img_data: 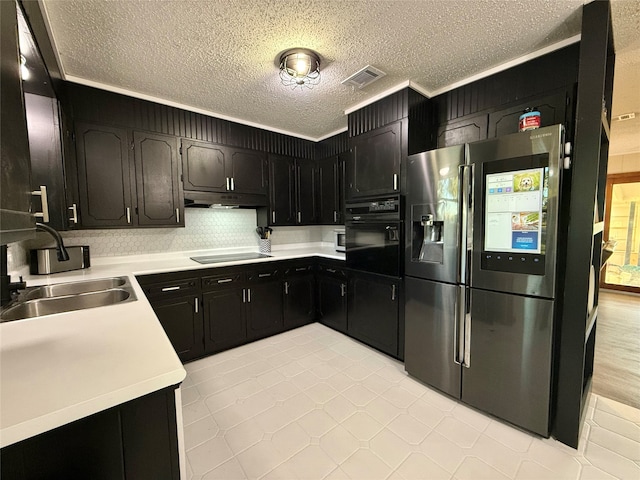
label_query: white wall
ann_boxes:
[608,152,640,174]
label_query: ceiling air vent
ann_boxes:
[342,65,386,89]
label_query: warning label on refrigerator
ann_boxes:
[484,168,544,254]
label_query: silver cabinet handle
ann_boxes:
[333,211,337,223]
[176,208,180,223]
[68,203,78,224]
[217,278,233,284]
[226,177,231,191]
[284,281,289,295]
[258,273,272,278]
[391,284,396,301]
[247,288,251,303]
[31,185,50,222]
[230,177,235,191]
[126,207,131,224]
[243,288,246,303]
[326,268,336,273]
[272,211,276,223]
[295,267,307,272]
[340,283,346,297]
[297,212,301,223]
[393,173,398,191]
[194,297,199,313]
[161,286,181,292]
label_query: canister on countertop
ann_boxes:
[519,107,541,131]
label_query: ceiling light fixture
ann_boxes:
[278,48,321,90]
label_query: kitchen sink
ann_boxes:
[0,277,137,323]
[20,277,127,300]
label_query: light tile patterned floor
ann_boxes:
[181,323,640,480]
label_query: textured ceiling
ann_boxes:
[40,0,638,151]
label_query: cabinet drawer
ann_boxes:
[284,263,314,276]
[247,266,281,282]
[202,272,245,290]
[317,262,347,278]
[141,278,199,299]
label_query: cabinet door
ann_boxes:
[134,131,183,226]
[229,148,267,194]
[76,123,134,228]
[488,90,568,138]
[24,94,67,231]
[317,275,347,333]
[296,160,317,224]
[348,273,399,358]
[284,273,316,329]
[0,0,34,243]
[317,156,341,224]
[150,295,204,363]
[246,281,284,341]
[347,122,401,199]
[202,288,247,354]
[181,139,228,192]
[437,113,488,148]
[268,155,296,225]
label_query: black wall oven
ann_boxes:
[345,196,403,277]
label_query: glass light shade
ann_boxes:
[279,48,320,89]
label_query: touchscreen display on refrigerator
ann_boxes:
[484,167,547,254]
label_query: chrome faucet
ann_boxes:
[36,222,70,261]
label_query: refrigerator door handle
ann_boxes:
[458,163,472,285]
[453,285,466,365]
[463,291,472,368]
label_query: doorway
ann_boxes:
[601,172,640,293]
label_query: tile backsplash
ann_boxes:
[8,209,340,271]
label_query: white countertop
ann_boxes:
[0,243,344,448]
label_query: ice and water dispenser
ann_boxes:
[411,204,445,264]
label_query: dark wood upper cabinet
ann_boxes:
[181,139,227,192]
[1,0,34,244]
[296,160,317,224]
[75,123,134,228]
[317,155,343,225]
[269,155,296,225]
[133,131,183,226]
[347,121,402,199]
[488,90,569,139]
[437,113,488,148]
[228,148,268,195]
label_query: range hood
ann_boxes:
[184,190,268,208]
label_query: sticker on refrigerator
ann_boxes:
[484,168,544,254]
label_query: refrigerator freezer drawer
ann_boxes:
[462,288,554,437]
[405,276,462,399]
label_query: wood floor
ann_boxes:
[591,289,640,409]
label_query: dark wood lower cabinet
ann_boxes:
[203,287,247,354]
[283,266,316,329]
[317,275,347,333]
[246,280,284,341]
[347,272,401,358]
[0,387,180,480]
[152,295,204,362]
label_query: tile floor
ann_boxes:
[180,323,640,480]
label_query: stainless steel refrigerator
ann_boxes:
[404,124,564,437]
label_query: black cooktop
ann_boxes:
[190,252,272,264]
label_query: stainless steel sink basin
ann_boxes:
[20,277,127,300]
[0,277,137,323]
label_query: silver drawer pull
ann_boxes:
[284,281,289,294]
[161,286,181,292]
[217,278,233,284]
[295,267,307,272]
[194,297,199,313]
[326,268,336,273]
[258,273,271,278]
[176,208,180,223]
[126,207,131,224]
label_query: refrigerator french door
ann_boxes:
[404,124,564,436]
